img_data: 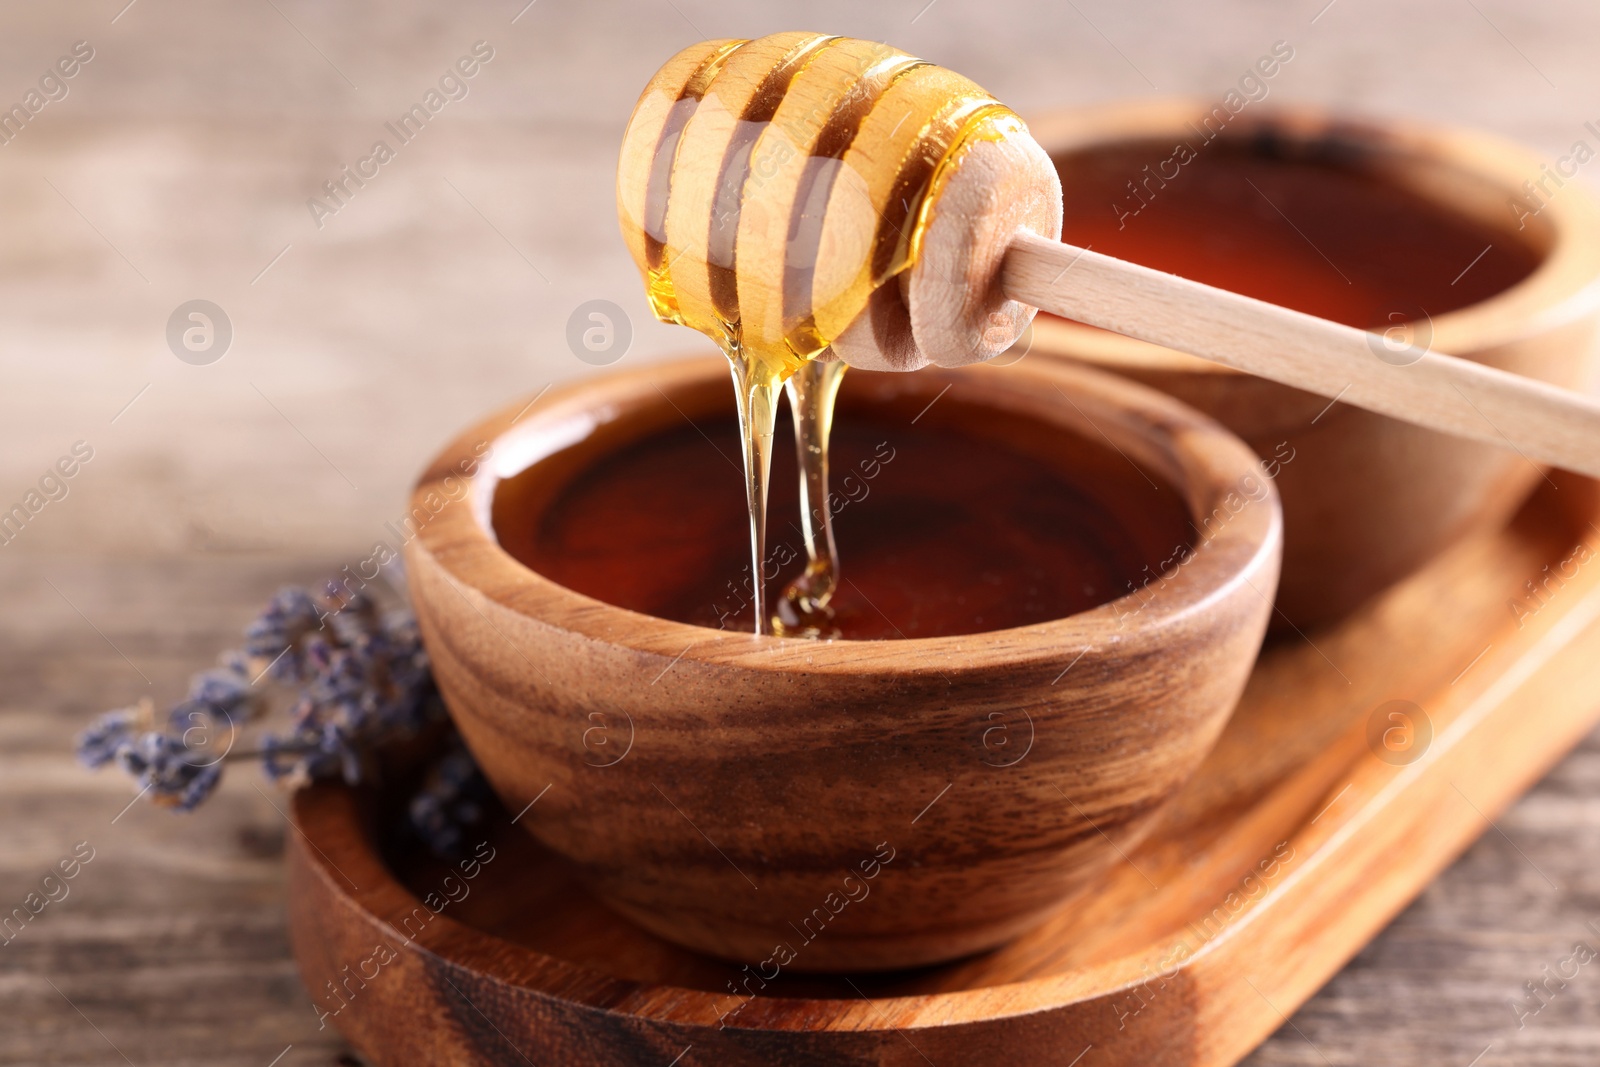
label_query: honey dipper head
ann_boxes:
[616,32,1062,374]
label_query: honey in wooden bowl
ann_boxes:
[1027,101,1600,628]
[409,38,1282,974]
[493,377,1193,639]
[1054,140,1538,330]
[405,354,1281,970]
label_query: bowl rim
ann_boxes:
[407,353,1282,677]
[1023,97,1600,375]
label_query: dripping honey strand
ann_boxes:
[616,34,1034,635]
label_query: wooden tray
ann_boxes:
[288,474,1600,1066]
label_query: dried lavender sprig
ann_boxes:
[75,572,487,856]
[407,735,494,858]
[117,732,225,812]
[77,700,147,770]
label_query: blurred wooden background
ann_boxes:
[3,1,1600,1063]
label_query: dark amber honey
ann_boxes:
[494,380,1193,640]
[1053,140,1540,328]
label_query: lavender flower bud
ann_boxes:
[76,706,141,769]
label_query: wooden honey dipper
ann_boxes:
[619,32,1600,480]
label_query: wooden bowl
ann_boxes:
[404,355,1281,971]
[295,474,1600,1065]
[1026,100,1600,629]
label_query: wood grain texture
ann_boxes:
[8,1,1600,1063]
[294,472,1600,1065]
[0,557,351,1067]
[405,355,1281,970]
[901,133,1061,368]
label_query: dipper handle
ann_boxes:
[997,231,1600,480]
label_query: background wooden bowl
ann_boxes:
[405,355,1281,971]
[1026,100,1600,629]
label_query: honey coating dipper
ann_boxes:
[619,32,1600,480]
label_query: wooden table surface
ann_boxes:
[3,2,1599,1063]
